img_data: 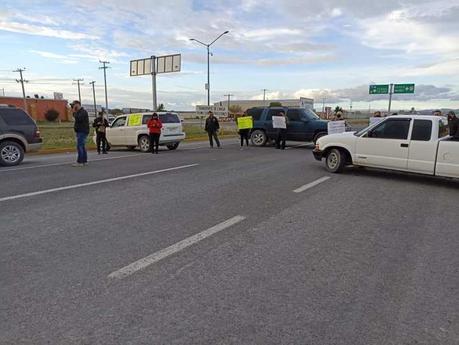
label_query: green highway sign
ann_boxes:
[394,83,415,94]
[369,84,389,94]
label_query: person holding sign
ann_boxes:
[147,113,163,154]
[92,112,109,154]
[237,114,253,149]
[273,111,288,149]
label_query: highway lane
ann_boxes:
[1,140,458,344]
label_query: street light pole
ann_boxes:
[190,31,229,107]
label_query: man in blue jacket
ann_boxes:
[71,100,90,166]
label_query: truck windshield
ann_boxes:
[303,109,320,120]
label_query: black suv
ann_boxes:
[0,105,42,166]
[247,107,329,146]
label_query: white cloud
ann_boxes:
[0,19,98,40]
[30,50,78,64]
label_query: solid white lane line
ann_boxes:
[108,215,246,280]
[0,164,199,202]
[0,153,145,173]
[293,176,331,193]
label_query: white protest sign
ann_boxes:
[272,116,286,129]
[327,120,346,134]
[369,117,384,126]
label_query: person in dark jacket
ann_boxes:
[147,113,163,154]
[92,112,109,154]
[205,111,221,148]
[71,100,89,166]
[447,111,459,140]
[275,111,289,150]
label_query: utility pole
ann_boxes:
[73,78,84,103]
[99,60,110,111]
[388,83,394,113]
[13,68,28,111]
[349,100,353,113]
[89,81,97,118]
[262,89,269,105]
[224,93,234,117]
[1,88,4,97]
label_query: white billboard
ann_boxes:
[130,54,181,76]
[196,105,228,117]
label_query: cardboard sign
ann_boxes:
[327,120,346,134]
[272,116,287,129]
[369,117,384,126]
[128,114,142,126]
[237,116,253,130]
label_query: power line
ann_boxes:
[99,60,110,111]
[72,78,84,103]
[13,68,28,111]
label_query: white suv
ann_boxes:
[97,112,186,152]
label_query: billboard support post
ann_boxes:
[151,56,157,111]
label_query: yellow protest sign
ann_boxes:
[128,114,142,126]
[237,116,253,130]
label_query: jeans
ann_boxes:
[149,133,160,153]
[208,131,221,147]
[276,129,287,149]
[96,132,107,153]
[239,130,250,147]
[76,132,88,163]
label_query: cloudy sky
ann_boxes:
[0,0,458,111]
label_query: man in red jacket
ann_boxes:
[147,113,162,154]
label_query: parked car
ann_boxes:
[0,105,42,166]
[246,107,328,146]
[96,112,185,152]
[313,115,459,178]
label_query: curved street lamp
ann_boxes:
[190,31,229,106]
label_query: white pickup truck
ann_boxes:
[313,115,459,178]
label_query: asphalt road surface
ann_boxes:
[1,139,458,345]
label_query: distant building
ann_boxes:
[122,107,151,114]
[0,96,70,121]
[214,97,314,112]
[82,104,103,118]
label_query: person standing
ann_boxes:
[205,111,221,148]
[71,100,89,167]
[447,111,459,140]
[92,112,109,154]
[275,111,288,150]
[147,113,162,154]
[239,128,250,149]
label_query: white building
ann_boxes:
[214,97,314,112]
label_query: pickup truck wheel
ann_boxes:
[325,148,345,173]
[313,132,327,144]
[0,141,24,167]
[167,143,179,150]
[251,129,267,146]
[138,135,151,153]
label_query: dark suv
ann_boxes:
[0,105,42,166]
[247,107,328,146]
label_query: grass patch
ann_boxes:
[37,122,238,150]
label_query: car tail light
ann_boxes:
[34,129,41,138]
